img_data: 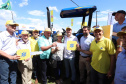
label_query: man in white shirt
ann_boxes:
[17,30,32,84]
[64,27,79,84]
[0,20,20,84]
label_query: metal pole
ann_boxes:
[70,0,79,7]
[96,11,100,26]
[11,11,14,20]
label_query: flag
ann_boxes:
[71,19,73,26]
[81,22,87,26]
[0,0,11,10]
[51,10,53,22]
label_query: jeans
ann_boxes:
[91,67,107,84]
[64,58,76,81]
[40,59,48,84]
[54,61,63,80]
[32,55,40,79]
[0,57,17,84]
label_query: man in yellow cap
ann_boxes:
[0,20,20,84]
[29,29,39,84]
[38,28,57,84]
[17,30,33,84]
[114,30,126,84]
[90,26,116,84]
[64,26,79,84]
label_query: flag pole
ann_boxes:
[10,11,14,21]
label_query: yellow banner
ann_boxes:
[17,49,30,60]
[101,25,113,39]
[51,10,53,22]
[67,41,77,51]
[71,19,73,26]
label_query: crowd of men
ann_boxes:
[0,10,126,84]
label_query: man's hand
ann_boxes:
[10,55,20,60]
[25,58,30,61]
[76,44,81,51]
[112,32,117,36]
[86,57,91,62]
[52,42,57,47]
[117,36,123,45]
[107,70,112,79]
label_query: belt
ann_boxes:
[81,55,90,58]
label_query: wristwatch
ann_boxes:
[117,45,122,48]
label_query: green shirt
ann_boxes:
[38,35,52,59]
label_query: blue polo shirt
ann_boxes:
[113,19,126,40]
[38,35,52,59]
[114,49,126,84]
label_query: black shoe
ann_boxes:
[63,77,69,81]
[71,80,75,84]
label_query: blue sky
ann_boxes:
[0,0,126,32]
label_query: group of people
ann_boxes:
[0,9,126,84]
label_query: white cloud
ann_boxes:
[19,0,28,7]
[28,10,45,16]
[0,0,3,5]
[49,6,58,12]
[0,10,17,31]
[92,10,115,22]
[77,22,82,25]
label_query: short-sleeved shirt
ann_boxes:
[0,31,17,56]
[64,35,79,59]
[114,49,126,84]
[80,35,94,57]
[29,36,39,52]
[90,37,116,74]
[113,19,126,40]
[52,42,64,61]
[38,35,52,59]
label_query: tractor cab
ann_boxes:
[60,5,97,41]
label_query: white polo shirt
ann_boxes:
[17,40,31,54]
[0,31,17,56]
[64,35,79,59]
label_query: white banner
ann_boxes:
[107,12,115,25]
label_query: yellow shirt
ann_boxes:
[90,37,116,74]
[29,36,39,52]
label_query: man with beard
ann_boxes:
[17,30,32,84]
[0,20,20,84]
[77,26,94,84]
[29,29,39,84]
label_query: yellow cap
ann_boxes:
[5,20,19,26]
[33,29,39,32]
[94,26,103,31]
[44,28,51,32]
[66,26,72,30]
[117,30,126,36]
[21,30,29,35]
[57,32,63,36]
